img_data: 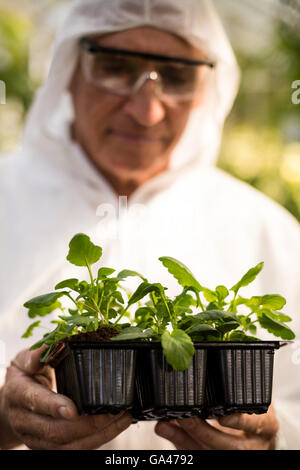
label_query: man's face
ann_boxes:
[70,27,208,194]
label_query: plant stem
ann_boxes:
[114,303,129,325]
[198,294,205,312]
[98,289,104,320]
[85,257,94,287]
[161,293,176,328]
[78,301,106,323]
[65,292,78,308]
[227,292,237,313]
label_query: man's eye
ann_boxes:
[102,65,125,73]
[97,57,136,75]
[161,66,190,84]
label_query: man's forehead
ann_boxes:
[86,27,206,61]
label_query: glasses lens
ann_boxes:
[158,63,211,100]
[82,51,141,94]
[81,49,212,101]
[158,63,197,94]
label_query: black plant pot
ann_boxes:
[132,343,207,421]
[204,341,282,417]
[54,340,285,420]
[55,342,137,415]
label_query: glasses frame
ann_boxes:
[79,37,215,68]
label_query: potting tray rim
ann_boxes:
[66,340,289,350]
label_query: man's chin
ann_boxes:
[106,153,169,173]
[102,160,170,185]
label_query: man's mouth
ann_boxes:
[110,130,163,144]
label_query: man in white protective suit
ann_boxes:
[0,0,300,450]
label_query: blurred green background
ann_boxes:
[0,0,300,220]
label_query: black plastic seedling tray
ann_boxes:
[203,341,284,418]
[132,342,207,421]
[55,342,137,415]
[54,340,286,420]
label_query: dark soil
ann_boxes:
[45,326,120,368]
[68,326,120,343]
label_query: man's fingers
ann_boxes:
[19,412,132,450]
[178,417,249,450]
[218,413,263,433]
[218,406,279,438]
[11,408,129,445]
[155,421,209,450]
[10,347,47,375]
[6,375,78,420]
[62,412,132,450]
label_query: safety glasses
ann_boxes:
[79,37,215,102]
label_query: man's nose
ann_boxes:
[122,81,166,127]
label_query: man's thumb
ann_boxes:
[12,346,46,375]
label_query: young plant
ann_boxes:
[113,257,295,370]
[158,257,295,342]
[112,280,199,371]
[22,234,295,371]
[22,234,148,361]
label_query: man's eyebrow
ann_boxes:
[79,37,215,68]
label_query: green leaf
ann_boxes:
[40,345,54,363]
[97,268,115,280]
[67,233,102,267]
[260,308,292,323]
[247,325,257,335]
[159,257,202,291]
[108,308,118,319]
[202,288,218,302]
[111,327,154,341]
[112,290,124,304]
[59,315,96,329]
[128,282,165,307]
[187,323,219,335]
[22,321,40,338]
[195,309,238,323]
[229,330,260,341]
[27,301,61,319]
[161,329,195,371]
[216,285,229,301]
[55,278,79,291]
[30,326,62,350]
[174,306,193,316]
[135,306,156,320]
[236,296,250,307]
[134,307,156,328]
[250,294,286,310]
[174,291,196,308]
[68,308,79,316]
[206,302,219,310]
[230,262,264,295]
[258,312,295,340]
[77,281,90,295]
[117,269,147,282]
[24,292,66,309]
[216,321,240,335]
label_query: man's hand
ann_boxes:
[0,348,132,450]
[155,406,279,450]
